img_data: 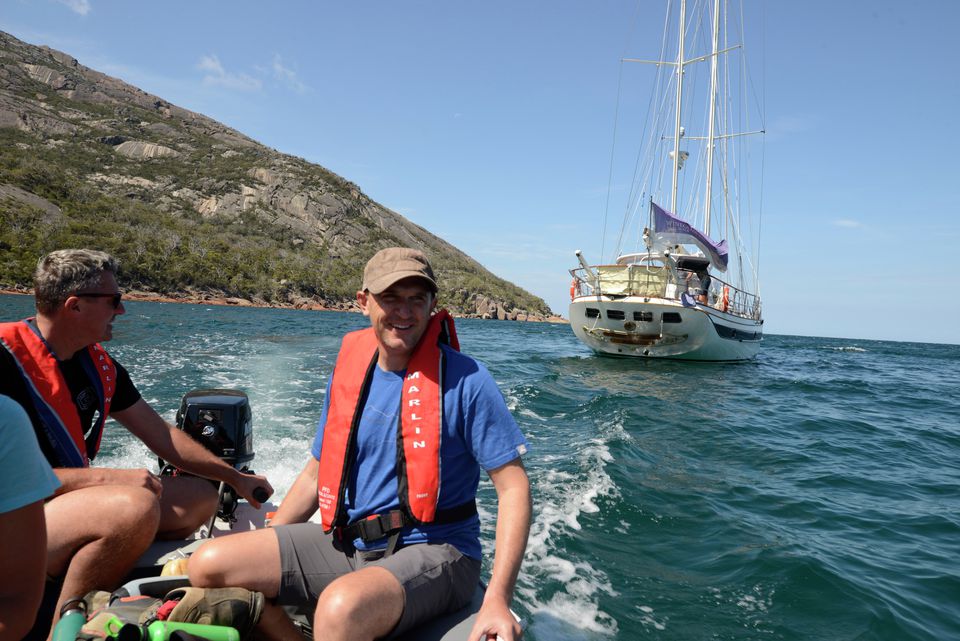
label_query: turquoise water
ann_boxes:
[3,295,958,640]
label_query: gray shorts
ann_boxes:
[274,523,481,637]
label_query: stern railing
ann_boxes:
[570,263,761,321]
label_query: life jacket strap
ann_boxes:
[335,499,478,544]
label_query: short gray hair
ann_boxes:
[34,249,119,315]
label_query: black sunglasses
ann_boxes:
[75,292,123,309]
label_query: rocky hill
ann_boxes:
[0,30,557,321]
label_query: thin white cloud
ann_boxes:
[271,54,307,93]
[197,55,225,75]
[57,0,91,15]
[197,54,262,92]
[832,219,863,229]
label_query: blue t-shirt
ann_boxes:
[0,395,60,513]
[311,344,527,559]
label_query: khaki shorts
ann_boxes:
[274,523,481,637]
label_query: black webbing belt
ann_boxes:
[335,499,477,557]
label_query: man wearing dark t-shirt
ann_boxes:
[0,249,274,637]
[0,346,141,464]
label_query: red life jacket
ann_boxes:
[0,319,116,467]
[317,310,460,532]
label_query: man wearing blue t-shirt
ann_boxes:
[190,247,531,641]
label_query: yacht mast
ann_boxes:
[670,0,687,214]
[703,0,721,235]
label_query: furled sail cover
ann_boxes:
[650,201,729,272]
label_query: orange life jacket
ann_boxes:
[0,319,116,467]
[317,310,460,532]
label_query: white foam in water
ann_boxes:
[637,604,667,631]
[520,436,621,638]
[519,407,545,420]
[734,584,772,613]
[100,435,158,469]
[250,436,312,499]
[529,592,618,637]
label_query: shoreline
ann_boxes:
[0,288,568,324]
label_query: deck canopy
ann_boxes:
[650,202,728,272]
[675,256,711,273]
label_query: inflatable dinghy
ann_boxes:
[113,389,515,640]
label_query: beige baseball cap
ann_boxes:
[362,247,437,294]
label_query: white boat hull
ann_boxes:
[569,295,762,361]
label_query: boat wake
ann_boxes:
[519,432,623,638]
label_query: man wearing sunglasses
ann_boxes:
[0,248,274,638]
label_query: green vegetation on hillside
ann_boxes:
[0,129,360,301]
[0,128,550,314]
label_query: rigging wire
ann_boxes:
[601,62,626,267]
[601,0,646,266]
[619,0,675,259]
[755,0,766,297]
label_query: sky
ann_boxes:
[3,0,959,345]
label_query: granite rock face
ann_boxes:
[0,30,558,321]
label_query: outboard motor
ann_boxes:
[176,389,254,467]
[160,389,257,525]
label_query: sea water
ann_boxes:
[2,294,957,641]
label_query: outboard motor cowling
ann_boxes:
[175,389,254,467]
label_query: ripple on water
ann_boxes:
[3,296,958,641]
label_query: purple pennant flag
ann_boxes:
[651,201,729,272]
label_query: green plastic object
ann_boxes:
[51,598,87,641]
[145,620,240,641]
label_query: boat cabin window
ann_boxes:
[634,311,653,322]
[585,308,600,318]
[662,312,682,323]
[606,310,626,320]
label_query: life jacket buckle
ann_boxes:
[342,510,407,543]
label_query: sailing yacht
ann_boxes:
[570,0,764,361]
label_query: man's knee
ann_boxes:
[314,582,366,626]
[109,486,162,534]
[187,531,282,597]
[313,587,394,640]
[313,569,403,635]
[187,542,227,588]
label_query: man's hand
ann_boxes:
[230,471,274,509]
[113,468,164,496]
[469,595,522,641]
